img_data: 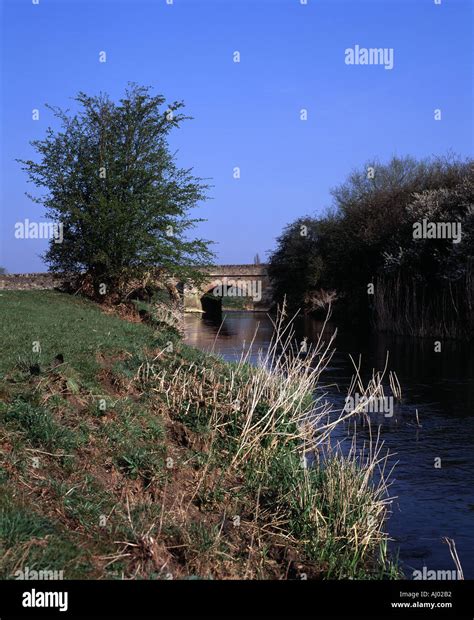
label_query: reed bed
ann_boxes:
[133,303,400,578]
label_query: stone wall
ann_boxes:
[0,273,64,290]
[0,266,274,312]
[183,265,273,312]
[200,264,269,277]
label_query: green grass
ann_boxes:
[221,295,249,310]
[1,398,80,451]
[0,492,92,578]
[0,290,175,578]
[0,290,167,382]
[0,289,400,580]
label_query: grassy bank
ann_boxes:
[0,290,399,579]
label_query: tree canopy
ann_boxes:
[268,155,473,335]
[19,84,214,298]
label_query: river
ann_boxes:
[184,310,474,579]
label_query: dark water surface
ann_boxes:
[184,311,474,579]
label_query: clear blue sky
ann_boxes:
[1,0,472,273]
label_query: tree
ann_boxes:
[325,156,471,308]
[268,155,473,334]
[268,216,327,311]
[18,84,214,298]
[382,173,474,283]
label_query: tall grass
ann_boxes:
[374,272,473,340]
[136,303,399,578]
[0,291,399,579]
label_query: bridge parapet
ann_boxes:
[200,264,268,276]
[184,265,272,312]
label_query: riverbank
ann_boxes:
[0,290,399,579]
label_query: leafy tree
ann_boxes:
[383,173,474,283]
[268,217,326,311]
[268,155,473,332]
[328,155,470,292]
[18,84,214,298]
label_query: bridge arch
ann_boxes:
[183,265,272,313]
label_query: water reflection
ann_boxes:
[184,311,474,578]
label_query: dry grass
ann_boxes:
[150,299,184,334]
[130,303,400,578]
[1,292,400,580]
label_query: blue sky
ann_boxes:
[1,0,472,272]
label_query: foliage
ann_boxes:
[18,84,214,298]
[268,155,473,335]
[268,216,329,311]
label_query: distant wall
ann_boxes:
[0,267,274,312]
[0,273,64,290]
[200,264,268,277]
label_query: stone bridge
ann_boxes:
[183,264,272,312]
[0,265,273,312]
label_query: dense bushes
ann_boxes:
[268,156,473,338]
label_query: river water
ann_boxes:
[184,311,474,579]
